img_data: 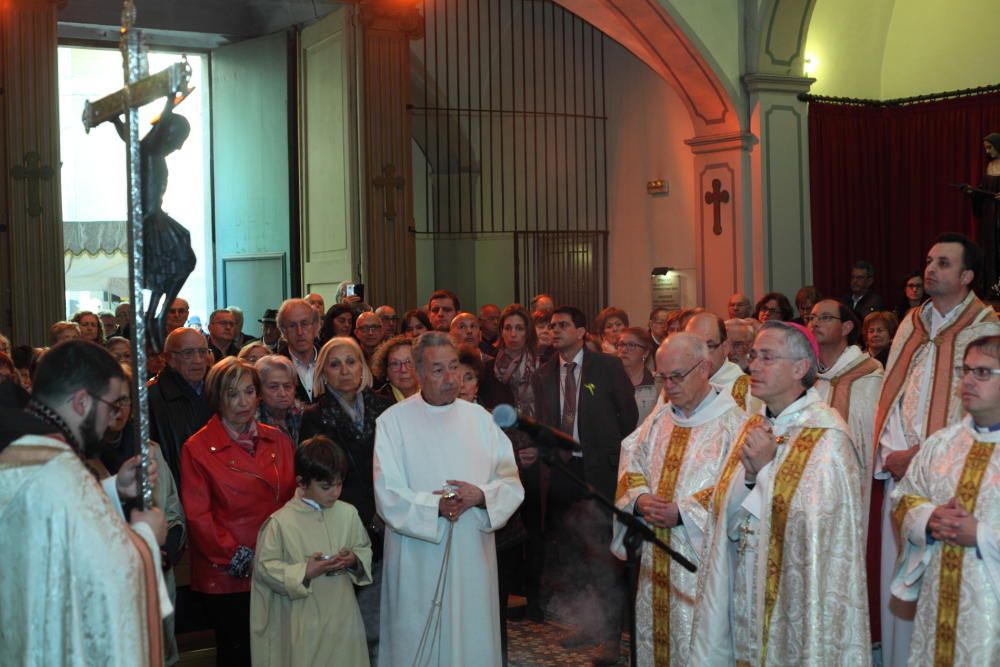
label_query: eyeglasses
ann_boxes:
[954,365,1000,381]
[387,358,414,371]
[357,325,383,333]
[172,347,210,359]
[748,350,803,365]
[905,283,922,290]
[654,360,702,385]
[614,341,645,352]
[802,314,842,324]
[89,393,131,418]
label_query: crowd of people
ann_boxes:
[1,233,998,667]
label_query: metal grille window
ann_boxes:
[411,0,608,314]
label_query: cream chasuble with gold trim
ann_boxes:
[890,418,1000,666]
[612,387,748,666]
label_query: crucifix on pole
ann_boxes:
[81,0,194,510]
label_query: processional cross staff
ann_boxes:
[81,0,194,510]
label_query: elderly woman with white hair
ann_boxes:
[299,336,392,661]
[255,354,304,445]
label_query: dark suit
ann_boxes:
[147,365,212,487]
[277,342,318,404]
[532,347,638,647]
[842,291,885,319]
[533,348,638,501]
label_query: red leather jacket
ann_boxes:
[180,414,296,594]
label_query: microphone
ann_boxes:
[492,404,581,453]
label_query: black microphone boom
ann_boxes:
[492,404,581,454]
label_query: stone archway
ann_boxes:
[552,0,740,137]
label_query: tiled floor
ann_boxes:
[508,617,629,667]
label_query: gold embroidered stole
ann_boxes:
[759,427,827,666]
[872,296,993,461]
[828,356,881,422]
[712,415,764,521]
[652,426,693,666]
[933,441,995,666]
[732,375,751,411]
[892,494,932,535]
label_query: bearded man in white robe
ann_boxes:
[690,321,870,666]
[0,341,169,667]
[891,335,1000,666]
[374,332,524,667]
[612,333,749,665]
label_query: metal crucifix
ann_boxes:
[81,0,194,510]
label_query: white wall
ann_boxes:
[604,38,697,326]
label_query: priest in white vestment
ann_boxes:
[686,312,763,414]
[374,332,524,667]
[0,341,170,667]
[873,235,1000,667]
[807,298,883,510]
[890,335,1000,666]
[689,321,870,666]
[612,333,749,666]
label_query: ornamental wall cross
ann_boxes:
[704,178,730,236]
[10,151,54,218]
[373,163,406,223]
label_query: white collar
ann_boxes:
[818,344,864,378]
[670,385,737,427]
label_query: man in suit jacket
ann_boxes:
[532,305,638,665]
[843,259,886,318]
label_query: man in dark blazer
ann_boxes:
[275,298,320,405]
[532,305,638,665]
[148,327,213,487]
[842,259,885,319]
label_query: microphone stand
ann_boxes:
[531,429,696,667]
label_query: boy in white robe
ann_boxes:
[251,436,373,667]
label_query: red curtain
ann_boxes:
[809,91,1000,309]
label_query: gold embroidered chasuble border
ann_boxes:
[933,441,994,666]
[732,375,751,411]
[651,426,693,666]
[759,427,826,666]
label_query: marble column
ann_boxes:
[358,0,421,310]
[0,0,64,345]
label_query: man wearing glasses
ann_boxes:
[807,299,883,505]
[149,326,213,486]
[0,340,169,667]
[532,305,637,665]
[686,312,762,415]
[872,233,1000,667]
[890,334,1000,666]
[612,333,750,665]
[691,321,870,665]
[206,308,240,362]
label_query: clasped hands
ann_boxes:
[435,480,485,522]
[740,421,779,478]
[305,549,357,580]
[928,497,978,547]
[635,493,679,529]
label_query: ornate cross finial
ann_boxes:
[10,152,54,218]
[373,163,406,223]
[704,178,731,236]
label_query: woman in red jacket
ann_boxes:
[180,356,296,666]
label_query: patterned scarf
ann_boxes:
[222,419,260,457]
[493,348,538,416]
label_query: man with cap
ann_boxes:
[258,308,281,352]
[690,321,870,665]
